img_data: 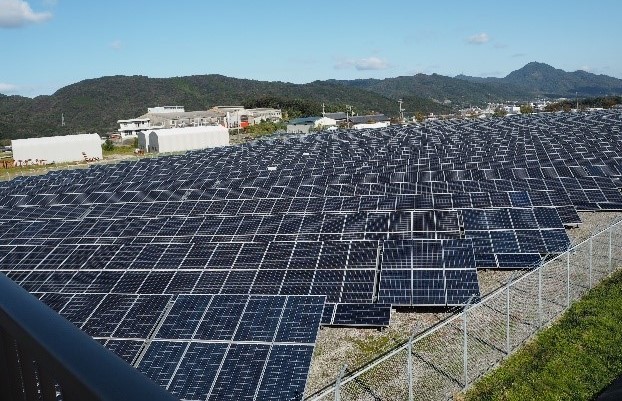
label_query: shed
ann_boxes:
[147,126,229,153]
[11,133,102,164]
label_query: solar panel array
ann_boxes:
[36,292,324,401]
[2,110,622,398]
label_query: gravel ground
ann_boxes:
[305,211,622,398]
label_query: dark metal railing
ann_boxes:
[0,273,178,401]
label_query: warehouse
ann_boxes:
[11,133,102,164]
[147,126,229,153]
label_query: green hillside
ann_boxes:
[0,75,448,140]
[2,62,621,141]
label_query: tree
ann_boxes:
[243,120,286,137]
[102,139,114,151]
[493,107,507,117]
[520,104,534,114]
[414,111,426,122]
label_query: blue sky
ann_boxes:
[1,0,621,97]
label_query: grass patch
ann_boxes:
[465,269,622,401]
[102,145,136,156]
[352,334,396,357]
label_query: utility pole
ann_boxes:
[399,99,405,123]
[322,103,326,116]
[345,104,352,128]
[61,113,65,127]
[576,91,579,111]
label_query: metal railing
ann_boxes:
[308,218,622,400]
[0,273,178,401]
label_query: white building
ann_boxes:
[117,118,154,139]
[147,106,185,114]
[12,133,102,164]
[212,106,282,128]
[119,106,282,138]
[504,105,521,114]
[247,108,283,124]
[286,116,337,134]
[146,126,229,153]
[353,121,390,130]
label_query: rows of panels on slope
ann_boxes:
[1,111,621,399]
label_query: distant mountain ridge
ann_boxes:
[455,62,622,97]
[1,62,621,140]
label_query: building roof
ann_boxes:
[12,133,101,145]
[349,114,390,124]
[141,110,225,119]
[117,118,150,123]
[147,126,227,137]
[324,112,347,120]
[288,116,323,125]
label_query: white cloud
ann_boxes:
[355,57,390,70]
[0,0,52,28]
[0,82,19,93]
[109,39,123,50]
[467,33,490,44]
[335,56,391,71]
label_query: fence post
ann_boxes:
[506,276,512,354]
[408,332,414,401]
[538,265,542,328]
[589,237,593,289]
[567,251,571,307]
[335,364,348,401]
[609,229,613,274]
[463,296,473,389]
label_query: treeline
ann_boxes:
[0,74,457,142]
[544,96,622,112]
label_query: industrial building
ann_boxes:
[118,106,282,138]
[146,126,229,153]
[11,133,102,164]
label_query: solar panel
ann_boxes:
[321,303,392,327]
[37,292,324,401]
[378,239,480,306]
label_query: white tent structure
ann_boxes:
[147,126,229,153]
[136,131,149,151]
[11,133,102,164]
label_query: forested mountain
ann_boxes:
[1,62,621,140]
[329,74,531,106]
[456,62,622,97]
[0,75,447,140]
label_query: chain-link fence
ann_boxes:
[307,219,622,401]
